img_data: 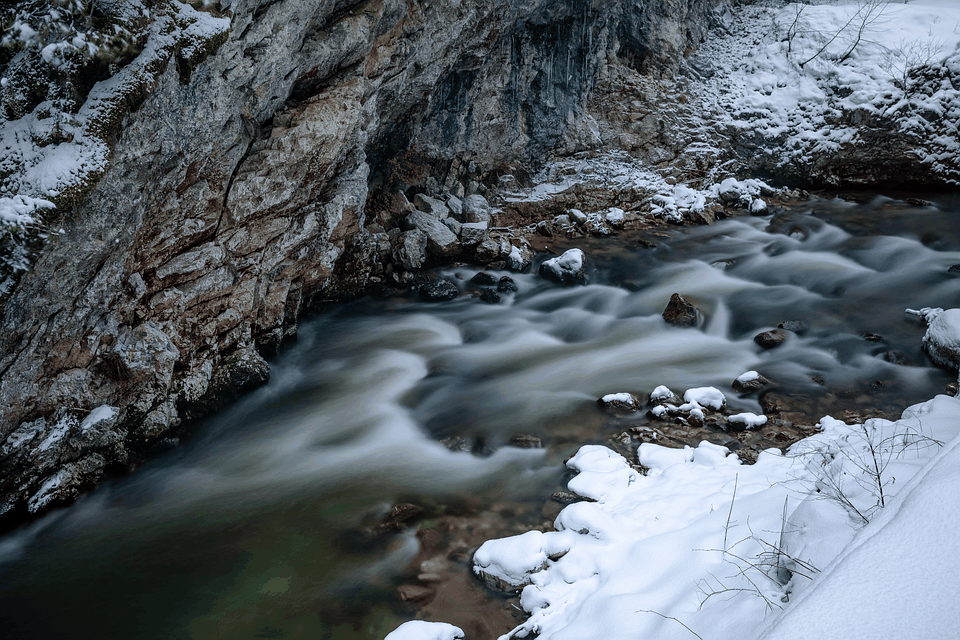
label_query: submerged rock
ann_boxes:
[497,276,519,293]
[662,293,700,328]
[778,320,809,334]
[540,248,586,286]
[419,278,459,302]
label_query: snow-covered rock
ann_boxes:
[540,248,587,286]
[908,307,960,369]
[598,392,641,412]
[384,621,464,640]
[727,412,767,430]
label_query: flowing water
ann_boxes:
[1,195,960,640]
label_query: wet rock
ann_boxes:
[732,371,771,393]
[509,435,541,448]
[419,278,459,302]
[392,230,428,270]
[460,221,489,246]
[463,195,492,224]
[383,503,425,530]
[882,350,911,366]
[407,210,461,259]
[778,320,809,334]
[949,264,960,274]
[947,381,959,396]
[597,392,641,412]
[479,288,501,304]
[470,271,498,286]
[863,332,885,342]
[754,329,788,349]
[662,293,700,328]
[496,276,519,293]
[440,436,473,453]
[414,194,450,218]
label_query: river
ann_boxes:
[1,193,958,640]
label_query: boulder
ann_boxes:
[407,210,461,258]
[414,193,450,218]
[475,238,501,263]
[497,276,519,293]
[606,208,626,228]
[662,293,700,328]
[442,217,463,237]
[392,229,428,270]
[507,243,534,271]
[479,288,501,304]
[463,194,492,224]
[446,195,463,218]
[539,248,586,286]
[754,329,788,349]
[749,198,768,215]
[419,278,459,301]
[913,307,960,369]
[470,271,498,286]
[460,221,489,246]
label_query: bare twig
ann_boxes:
[637,610,704,640]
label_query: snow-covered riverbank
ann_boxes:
[390,312,960,640]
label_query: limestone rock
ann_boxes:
[406,210,461,259]
[414,194,450,218]
[392,230,428,270]
[460,221,489,247]
[463,195,492,224]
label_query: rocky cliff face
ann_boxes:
[0,0,724,517]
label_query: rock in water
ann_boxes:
[778,320,808,334]
[754,329,788,349]
[916,308,960,369]
[540,248,586,285]
[597,393,641,412]
[406,210,461,258]
[419,278,459,302]
[470,271,498,286]
[497,276,519,293]
[479,288,501,304]
[732,370,770,392]
[662,293,700,328]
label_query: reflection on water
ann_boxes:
[0,195,959,639]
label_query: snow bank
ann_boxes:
[694,0,960,182]
[467,392,960,640]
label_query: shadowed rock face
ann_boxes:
[0,0,723,517]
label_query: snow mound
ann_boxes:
[384,621,464,640]
[683,386,726,410]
